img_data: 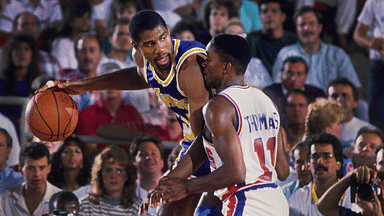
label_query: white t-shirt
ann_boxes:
[51,37,78,71]
[340,116,372,156]
[0,113,20,167]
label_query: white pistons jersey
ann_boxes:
[203,85,280,201]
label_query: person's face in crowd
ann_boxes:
[201,43,225,89]
[111,24,132,52]
[100,90,122,103]
[309,143,341,183]
[328,84,357,122]
[60,141,83,170]
[209,6,230,34]
[376,149,384,172]
[354,132,382,159]
[293,145,311,186]
[325,123,343,139]
[175,30,195,41]
[116,4,137,21]
[165,110,183,142]
[286,93,309,125]
[0,132,11,172]
[259,2,286,32]
[76,36,103,75]
[20,156,51,190]
[224,24,246,38]
[101,161,128,197]
[134,141,164,175]
[133,25,173,73]
[296,11,322,45]
[16,13,40,40]
[281,61,307,90]
[70,12,91,33]
[12,41,33,69]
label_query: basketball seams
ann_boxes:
[33,92,54,140]
[63,96,77,136]
[50,90,61,141]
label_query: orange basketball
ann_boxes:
[25,90,79,142]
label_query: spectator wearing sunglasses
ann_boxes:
[288,133,361,216]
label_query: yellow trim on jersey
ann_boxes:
[311,180,343,202]
[143,58,149,83]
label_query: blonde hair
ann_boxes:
[89,145,137,208]
[223,17,245,33]
[305,98,344,138]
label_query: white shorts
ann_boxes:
[221,185,289,216]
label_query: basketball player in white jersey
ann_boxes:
[140,34,290,215]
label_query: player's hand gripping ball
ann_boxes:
[25,90,78,142]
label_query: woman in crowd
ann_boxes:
[48,136,92,199]
[50,0,92,70]
[79,145,141,215]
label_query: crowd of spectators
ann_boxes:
[1,0,384,215]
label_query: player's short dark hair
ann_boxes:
[0,128,12,149]
[281,56,308,74]
[129,10,167,44]
[294,6,323,25]
[306,133,343,165]
[210,33,251,75]
[19,142,50,167]
[259,0,285,13]
[327,77,359,102]
[130,135,164,160]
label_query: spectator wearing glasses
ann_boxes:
[79,145,141,215]
[288,133,361,216]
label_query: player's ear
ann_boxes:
[223,62,232,74]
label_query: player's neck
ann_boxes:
[216,76,245,93]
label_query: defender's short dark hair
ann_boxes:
[210,33,252,75]
[294,6,323,25]
[130,135,164,160]
[0,128,12,149]
[129,10,167,44]
[327,77,359,102]
[281,56,308,74]
[19,142,50,167]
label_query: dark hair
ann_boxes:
[294,6,323,25]
[47,135,92,188]
[355,126,384,145]
[130,135,165,160]
[49,191,79,213]
[107,0,145,33]
[375,144,384,157]
[290,140,307,162]
[259,0,285,13]
[129,10,167,44]
[74,32,101,54]
[281,56,308,74]
[1,32,40,96]
[12,12,39,32]
[210,33,251,75]
[19,142,51,167]
[202,0,239,30]
[171,18,200,40]
[306,133,343,177]
[0,128,13,149]
[327,77,359,102]
[57,0,92,37]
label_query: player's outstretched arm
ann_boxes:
[36,66,150,95]
[275,127,290,181]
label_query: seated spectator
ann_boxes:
[10,12,63,79]
[130,135,165,216]
[352,126,384,170]
[284,90,309,150]
[51,0,92,70]
[375,144,384,172]
[281,141,311,199]
[288,133,360,215]
[272,7,361,94]
[0,142,61,215]
[89,0,114,41]
[49,191,80,216]
[223,17,273,89]
[165,109,183,142]
[316,166,379,216]
[47,136,92,199]
[61,32,103,111]
[0,113,21,169]
[150,0,202,19]
[327,77,372,157]
[0,128,24,194]
[79,145,142,215]
[294,0,356,49]
[247,0,298,74]
[198,0,238,45]
[263,56,325,126]
[0,0,62,36]
[171,18,200,41]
